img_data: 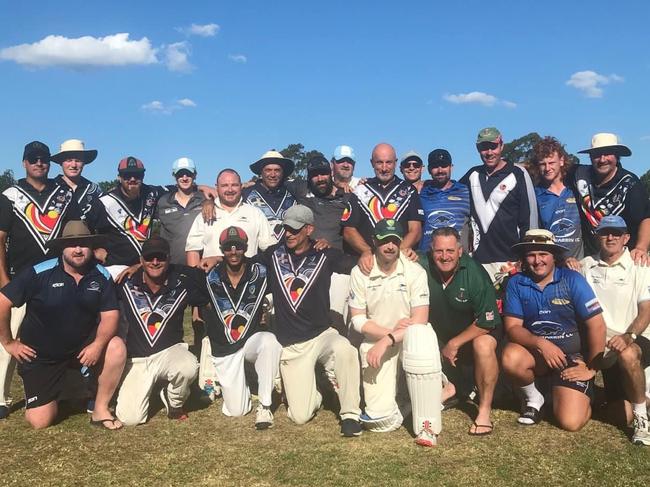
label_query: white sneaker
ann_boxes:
[415,421,437,447]
[255,405,274,430]
[632,414,650,446]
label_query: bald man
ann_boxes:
[342,143,423,273]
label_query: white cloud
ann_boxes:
[164,42,193,72]
[178,23,220,37]
[0,33,158,68]
[443,91,516,108]
[177,98,197,107]
[640,135,650,141]
[141,98,197,115]
[228,54,247,64]
[566,70,623,98]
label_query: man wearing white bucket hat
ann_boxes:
[570,133,650,261]
[51,139,102,228]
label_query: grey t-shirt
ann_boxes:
[156,190,206,265]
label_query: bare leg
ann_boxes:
[470,334,498,433]
[92,337,126,429]
[553,385,591,432]
[25,400,58,429]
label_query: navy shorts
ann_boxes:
[549,353,593,397]
[18,358,86,409]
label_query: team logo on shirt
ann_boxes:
[245,188,295,241]
[551,298,570,305]
[206,263,267,344]
[123,280,187,346]
[272,245,326,311]
[4,183,73,252]
[549,218,577,239]
[353,182,415,225]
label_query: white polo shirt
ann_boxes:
[185,198,275,258]
[581,248,650,339]
[349,254,430,331]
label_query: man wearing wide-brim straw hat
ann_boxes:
[51,139,103,228]
[501,229,607,431]
[569,132,650,262]
[0,220,126,429]
[243,149,298,243]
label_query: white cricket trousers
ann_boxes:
[0,304,26,406]
[280,327,361,425]
[211,331,282,417]
[116,343,198,426]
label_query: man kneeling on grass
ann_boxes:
[502,229,606,431]
[349,218,443,447]
[0,221,126,429]
[115,236,200,425]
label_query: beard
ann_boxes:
[309,178,333,197]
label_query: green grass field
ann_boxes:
[2,317,649,486]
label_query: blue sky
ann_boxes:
[1,0,649,186]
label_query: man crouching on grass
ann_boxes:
[0,221,126,429]
[502,229,606,431]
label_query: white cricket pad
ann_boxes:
[360,407,403,433]
[402,324,442,435]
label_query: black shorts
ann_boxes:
[602,335,650,403]
[18,358,85,409]
[549,353,593,396]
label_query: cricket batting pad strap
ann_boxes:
[402,324,443,435]
[351,313,369,334]
[360,407,404,433]
[198,336,218,391]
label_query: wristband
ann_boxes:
[351,314,369,334]
[387,333,396,347]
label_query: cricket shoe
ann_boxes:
[255,405,274,430]
[632,414,650,446]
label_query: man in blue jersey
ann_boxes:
[460,127,538,283]
[502,229,606,431]
[531,137,583,259]
[0,221,126,429]
[419,149,470,253]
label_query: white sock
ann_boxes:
[520,382,544,410]
[632,402,648,419]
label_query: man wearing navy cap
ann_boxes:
[0,141,76,419]
[419,149,470,253]
[580,215,650,445]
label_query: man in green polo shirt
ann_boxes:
[419,226,501,435]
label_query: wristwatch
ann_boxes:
[625,332,638,341]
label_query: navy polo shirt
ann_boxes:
[504,267,602,355]
[0,258,118,361]
[535,186,583,259]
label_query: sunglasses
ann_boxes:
[175,169,195,179]
[220,243,247,252]
[283,225,304,235]
[597,229,626,238]
[401,161,423,169]
[27,156,50,165]
[143,252,168,262]
[334,158,355,165]
[477,142,500,151]
[121,172,144,181]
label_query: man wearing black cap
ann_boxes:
[419,149,470,253]
[243,150,297,243]
[0,141,77,419]
[399,151,425,193]
[193,226,281,430]
[115,236,201,425]
[0,220,126,429]
[260,205,362,436]
[342,143,424,273]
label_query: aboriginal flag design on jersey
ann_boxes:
[271,245,326,312]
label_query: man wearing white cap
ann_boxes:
[331,145,360,192]
[51,139,103,228]
[156,158,205,266]
[579,215,650,445]
[399,150,425,193]
[570,133,650,260]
